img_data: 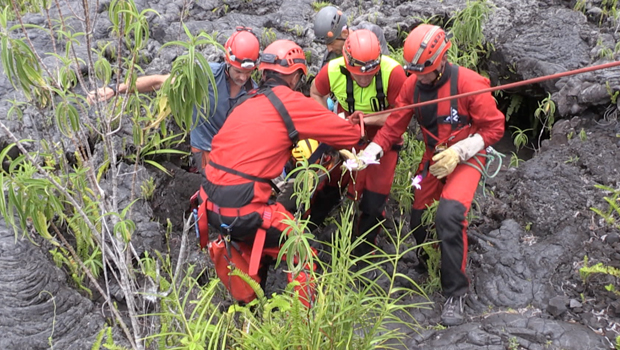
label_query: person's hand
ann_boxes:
[362,111,390,126]
[429,147,460,179]
[87,86,115,104]
[339,142,383,172]
[347,110,364,126]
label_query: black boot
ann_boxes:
[441,294,467,326]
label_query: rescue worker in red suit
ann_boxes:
[354,24,505,325]
[309,29,407,256]
[198,39,363,306]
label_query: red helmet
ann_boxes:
[403,24,452,74]
[224,27,260,70]
[259,40,307,75]
[342,29,382,76]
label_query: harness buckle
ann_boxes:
[222,233,234,264]
[221,223,233,235]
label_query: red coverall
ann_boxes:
[372,64,505,297]
[310,64,407,253]
[200,82,362,303]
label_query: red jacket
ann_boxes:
[206,85,362,204]
[373,64,504,153]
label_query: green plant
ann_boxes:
[304,50,312,65]
[574,0,587,13]
[311,1,332,11]
[606,81,619,104]
[388,45,406,66]
[510,125,532,152]
[160,25,221,131]
[565,155,580,164]
[579,255,620,297]
[508,336,519,350]
[533,93,556,149]
[419,200,441,294]
[260,27,277,47]
[446,0,494,70]
[395,24,410,41]
[140,177,156,200]
[590,184,620,229]
[0,0,221,347]
[505,94,523,122]
[579,128,587,141]
[285,158,330,215]
[369,11,379,24]
[509,152,523,168]
[615,334,620,350]
[390,131,425,214]
[597,37,614,59]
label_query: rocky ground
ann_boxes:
[1,0,620,349]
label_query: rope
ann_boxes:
[464,146,505,196]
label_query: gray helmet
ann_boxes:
[314,6,347,44]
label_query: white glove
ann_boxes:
[451,134,485,162]
[360,142,384,161]
[339,143,383,172]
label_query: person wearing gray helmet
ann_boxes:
[313,5,389,67]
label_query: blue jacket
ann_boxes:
[191,62,257,151]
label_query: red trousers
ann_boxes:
[410,150,484,297]
[310,147,399,253]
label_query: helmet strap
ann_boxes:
[429,60,447,85]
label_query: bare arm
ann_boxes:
[310,79,330,109]
[362,112,390,126]
[87,74,172,104]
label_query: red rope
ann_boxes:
[365,60,620,117]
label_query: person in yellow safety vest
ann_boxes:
[309,29,407,256]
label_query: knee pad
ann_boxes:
[207,236,262,304]
[435,199,467,240]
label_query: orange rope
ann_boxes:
[365,60,620,117]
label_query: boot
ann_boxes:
[441,294,467,326]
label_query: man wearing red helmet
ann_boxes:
[357,24,505,326]
[87,27,261,170]
[309,29,407,257]
[196,40,364,306]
